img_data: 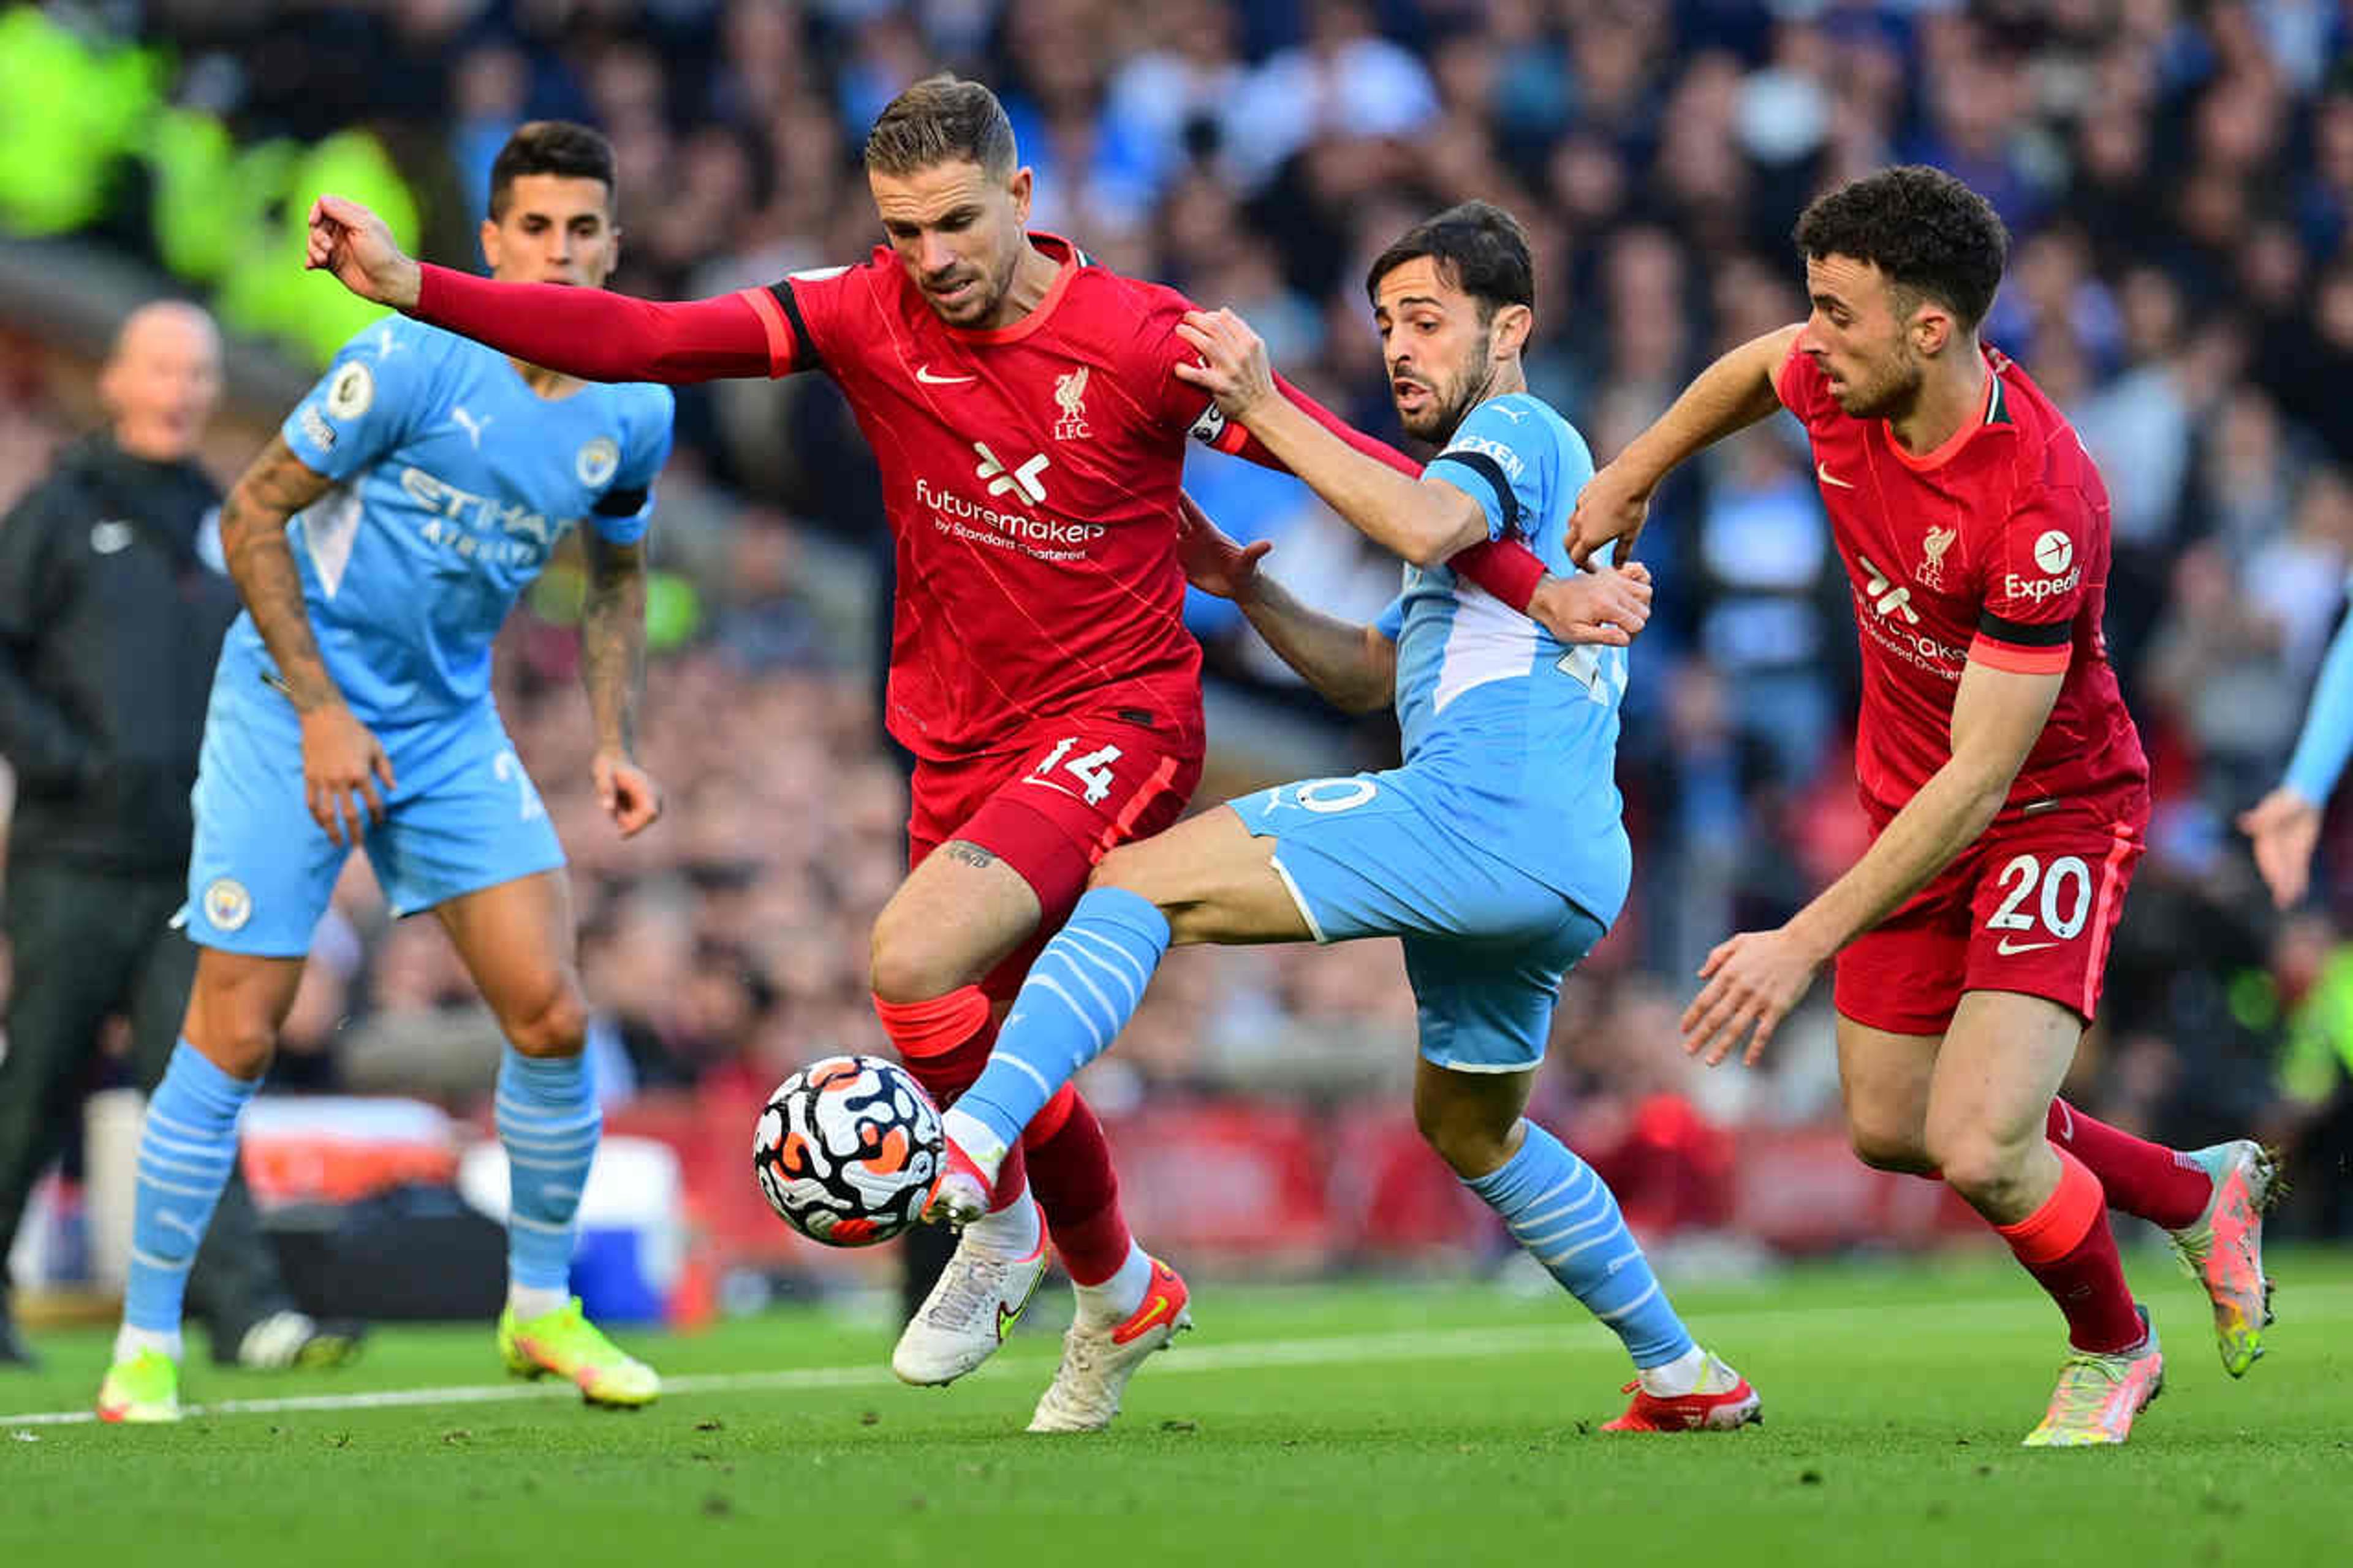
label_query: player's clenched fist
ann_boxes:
[1526,561,1653,647]
[300,702,395,846]
[305,194,424,311]
[1172,309,1276,422]
[1568,457,1654,569]
[593,750,664,839]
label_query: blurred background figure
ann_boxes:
[0,301,358,1370]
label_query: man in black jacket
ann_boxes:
[0,302,358,1370]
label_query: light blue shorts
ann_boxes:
[183,667,564,956]
[1226,770,1607,1074]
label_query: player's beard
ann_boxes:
[1835,345,1924,420]
[1404,328,1498,444]
[930,247,1018,328]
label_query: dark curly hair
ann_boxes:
[1793,166,2009,331]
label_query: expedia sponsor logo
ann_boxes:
[1186,402,1227,445]
[2004,568,2081,603]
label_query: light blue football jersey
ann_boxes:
[235,314,675,724]
[1373,391,1631,924]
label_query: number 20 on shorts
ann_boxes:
[1987,853,2092,941]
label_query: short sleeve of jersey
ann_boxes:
[1133,288,1256,455]
[1423,395,1558,543]
[1375,593,1404,643]
[588,388,676,547]
[282,319,439,481]
[753,257,881,379]
[1969,483,2093,676]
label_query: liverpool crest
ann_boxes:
[1920,523,1958,589]
[1054,366,1091,441]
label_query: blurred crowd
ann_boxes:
[4,1,2352,1232]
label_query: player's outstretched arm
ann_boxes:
[220,434,393,846]
[1176,309,1488,567]
[1177,494,1393,713]
[1681,657,2060,1069]
[580,531,663,839]
[1568,324,1800,569]
[306,194,776,384]
[2240,602,2353,907]
[1223,374,1561,616]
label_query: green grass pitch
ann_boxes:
[5,1248,2349,1567]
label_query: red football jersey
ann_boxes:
[738,236,1257,761]
[1776,340,2149,819]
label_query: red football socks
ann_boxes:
[873,987,1028,1211]
[1021,1084,1135,1287]
[2045,1099,2213,1232]
[1994,1146,2146,1354]
[873,987,1135,1277]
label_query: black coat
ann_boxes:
[0,433,241,873]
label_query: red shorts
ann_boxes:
[1832,792,2148,1037]
[907,711,1201,999]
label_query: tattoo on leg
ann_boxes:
[944,841,997,869]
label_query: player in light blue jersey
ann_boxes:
[928,202,1761,1433]
[2241,584,2353,908]
[98,124,675,1423]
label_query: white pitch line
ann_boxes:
[10,1279,2343,1431]
[0,1326,1558,1430]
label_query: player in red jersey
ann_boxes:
[303,75,1630,1428]
[1569,167,2274,1445]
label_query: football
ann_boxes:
[752,1055,943,1247]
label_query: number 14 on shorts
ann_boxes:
[1029,736,1123,805]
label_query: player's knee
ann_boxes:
[1847,1116,1933,1174]
[184,986,279,1080]
[1927,1129,2036,1209]
[188,1017,275,1081]
[1414,1098,1517,1180]
[868,913,963,1005]
[504,979,589,1059]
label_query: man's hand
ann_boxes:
[1525,562,1653,646]
[1173,308,1278,423]
[1175,493,1271,602]
[2238,786,2323,909]
[305,194,423,310]
[1680,925,1829,1068]
[594,750,664,839]
[1567,458,1655,569]
[301,704,394,846]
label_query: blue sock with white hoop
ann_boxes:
[1466,1121,1694,1369]
[954,887,1172,1155]
[496,1046,600,1319]
[120,1041,257,1358]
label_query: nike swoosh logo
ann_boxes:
[1995,936,2058,955]
[1817,461,1855,490]
[916,366,976,385]
[1124,1296,1171,1336]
